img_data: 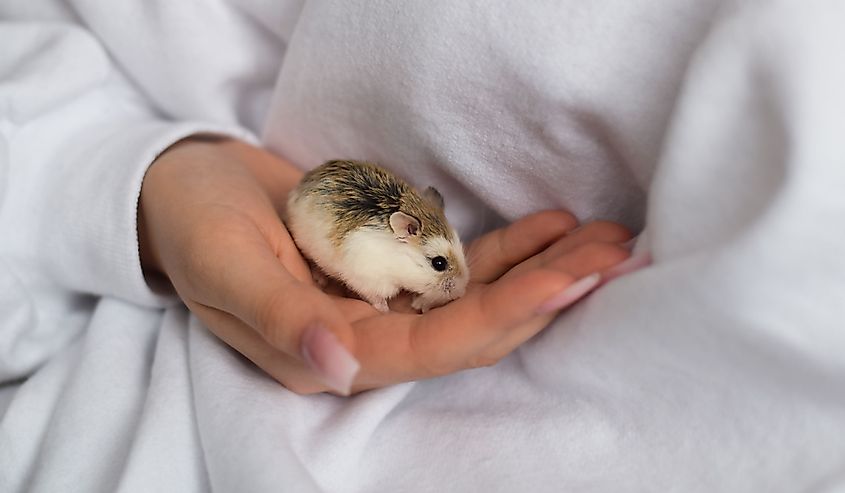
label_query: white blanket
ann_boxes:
[2,1,844,491]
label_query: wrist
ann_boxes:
[137,199,166,282]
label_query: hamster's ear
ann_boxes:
[390,211,421,240]
[422,186,445,210]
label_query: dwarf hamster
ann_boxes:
[285,160,470,313]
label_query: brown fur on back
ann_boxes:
[295,160,451,245]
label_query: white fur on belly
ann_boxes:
[286,194,424,305]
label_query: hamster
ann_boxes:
[285,160,470,313]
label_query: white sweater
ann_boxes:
[2,1,844,492]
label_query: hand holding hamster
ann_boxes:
[285,160,470,313]
[139,137,637,395]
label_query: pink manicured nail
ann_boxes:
[536,273,601,315]
[621,236,639,252]
[601,250,653,284]
[300,325,360,396]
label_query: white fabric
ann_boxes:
[2,1,844,492]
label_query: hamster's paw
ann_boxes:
[411,294,434,313]
[371,299,390,313]
[358,292,390,313]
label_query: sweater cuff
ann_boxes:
[49,121,258,308]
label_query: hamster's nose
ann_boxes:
[448,278,467,298]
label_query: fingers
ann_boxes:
[466,211,578,283]
[354,240,629,384]
[482,243,629,359]
[599,249,653,285]
[178,219,360,394]
[231,257,355,378]
[193,231,632,395]
[188,301,332,394]
[195,243,632,395]
[405,268,579,378]
[501,220,632,280]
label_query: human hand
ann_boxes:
[342,212,633,392]
[138,137,634,395]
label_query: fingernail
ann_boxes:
[621,236,639,252]
[536,273,601,315]
[301,325,360,396]
[601,250,652,284]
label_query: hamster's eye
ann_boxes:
[431,256,448,272]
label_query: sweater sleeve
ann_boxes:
[0,22,257,306]
[0,0,305,382]
[0,19,264,381]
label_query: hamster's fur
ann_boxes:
[286,160,469,313]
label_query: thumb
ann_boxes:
[196,240,360,394]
